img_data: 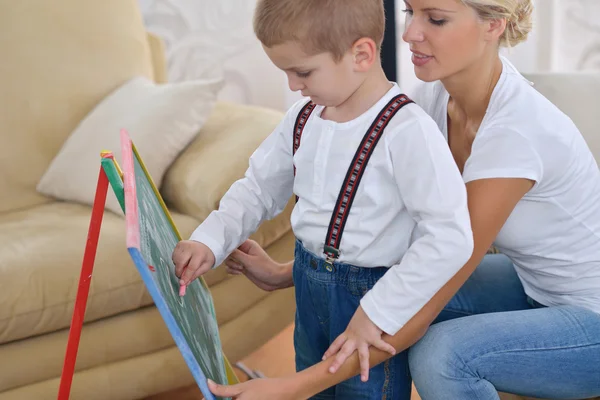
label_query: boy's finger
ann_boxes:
[173,251,191,277]
[374,339,396,356]
[322,333,347,360]
[329,340,356,373]
[358,345,370,382]
[180,256,203,285]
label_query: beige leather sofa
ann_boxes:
[0,1,295,399]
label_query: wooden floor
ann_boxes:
[145,323,421,399]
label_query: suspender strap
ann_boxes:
[323,94,413,262]
[292,101,317,202]
[293,101,317,174]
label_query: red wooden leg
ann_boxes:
[57,166,109,400]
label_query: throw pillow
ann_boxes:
[37,75,223,214]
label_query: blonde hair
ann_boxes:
[461,0,534,47]
[253,0,385,61]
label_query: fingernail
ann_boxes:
[322,355,326,361]
[207,379,215,386]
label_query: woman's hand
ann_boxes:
[225,239,294,291]
[208,377,301,400]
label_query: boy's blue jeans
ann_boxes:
[293,240,412,399]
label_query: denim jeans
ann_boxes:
[293,240,412,399]
[410,254,600,399]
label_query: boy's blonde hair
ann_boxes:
[254,0,385,61]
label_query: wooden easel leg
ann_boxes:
[57,166,109,400]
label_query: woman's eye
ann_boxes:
[401,8,413,16]
[430,18,447,26]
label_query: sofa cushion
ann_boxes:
[0,0,154,213]
[0,202,201,344]
[36,76,223,215]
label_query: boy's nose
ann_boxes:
[287,75,304,92]
[402,19,425,43]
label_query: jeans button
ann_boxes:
[310,260,317,269]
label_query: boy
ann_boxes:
[173,0,473,398]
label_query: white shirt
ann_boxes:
[410,57,600,314]
[191,84,473,335]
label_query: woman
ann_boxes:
[209,0,600,398]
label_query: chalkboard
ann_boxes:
[101,131,236,400]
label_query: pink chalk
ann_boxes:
[179,284,187,297]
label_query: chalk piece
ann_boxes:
[179,284,187,297]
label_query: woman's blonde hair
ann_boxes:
[462,0,534,47]
[253,0,385,61]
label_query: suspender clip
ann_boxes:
[324,245,340,272]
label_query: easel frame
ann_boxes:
[57,131,237,400]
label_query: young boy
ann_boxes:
[173,0,473,398]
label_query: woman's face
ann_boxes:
[401,0,494,82]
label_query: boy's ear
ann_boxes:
[485,18,507,43]
[351,38,378,71]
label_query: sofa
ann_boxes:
[0,1,296,399]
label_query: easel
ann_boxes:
[57,130,237,400]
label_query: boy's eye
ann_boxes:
[296,71,312,78]
[401,8,413,16]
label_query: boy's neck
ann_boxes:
[322,66,393,123]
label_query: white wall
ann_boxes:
[138,0,600,111]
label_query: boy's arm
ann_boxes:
[189,106,300,269]
[359,114,473,336]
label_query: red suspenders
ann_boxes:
[292,94,414,270]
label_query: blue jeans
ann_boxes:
[293,241,412,399]
[410,254,600,399]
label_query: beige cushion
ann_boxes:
[162,102,294,250]
[0,0,154,213]
[36,76,223,215]
[0,202,200,344]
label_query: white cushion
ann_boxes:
[523,72,600,161]
[37,76,223,214]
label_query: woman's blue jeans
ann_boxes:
[409,253,600,399]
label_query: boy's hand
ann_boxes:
[172,240,215,286]
[322,306,396,382]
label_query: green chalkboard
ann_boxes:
[102,143,236,400]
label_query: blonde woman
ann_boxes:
[209,0,600,398]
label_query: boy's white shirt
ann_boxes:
[191,84,473,335]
